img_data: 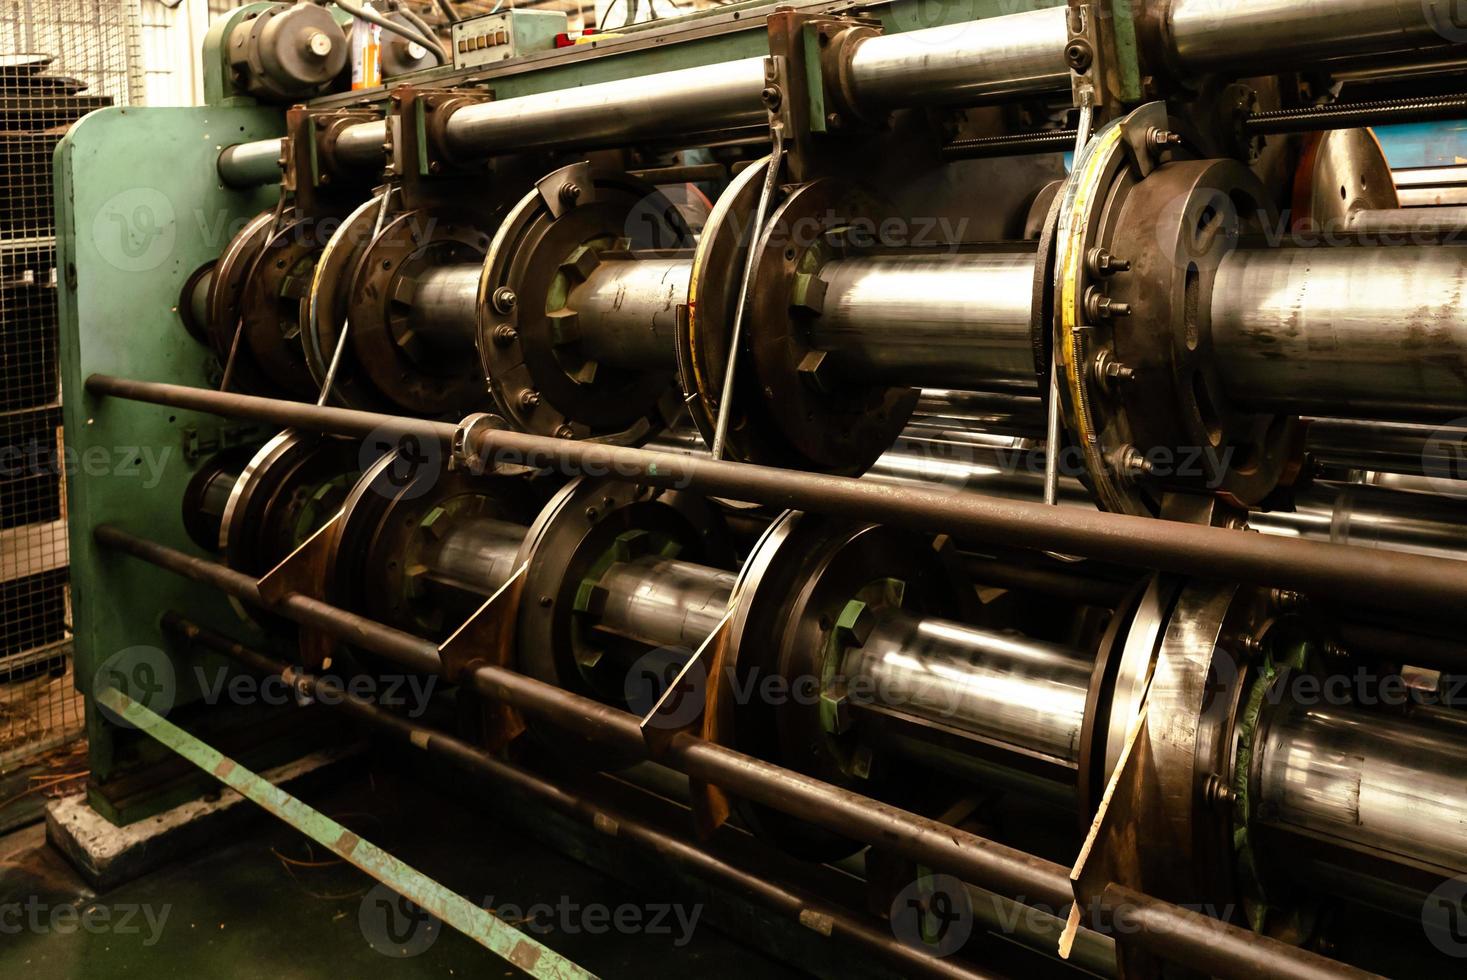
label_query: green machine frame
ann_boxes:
[56,0,1096,826]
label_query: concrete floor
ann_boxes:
[0,763,805,979]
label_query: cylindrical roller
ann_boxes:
[1258,701,1467,873]
[841,606,1093,763]
[409,263,481,353]
[1346,205,1467,237]
[218,139,283,187]
[808,251,1038,392]
[569,258,692,370]
[445,57,770,158]
[594,554,737,650]
[1210,245,1467,420]
[846,7,1069,108]
[1167,0,1467,75]
[418,516,526,596]
[1248,481,1467,563]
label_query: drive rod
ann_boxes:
[411,240,1467,419]
[218,0,1467,187]
[161,613,1000,980]
[84,374,1467,622]
[93,526,1372,980]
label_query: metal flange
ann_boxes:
[205,209,278,395]
[711,511,970,858]
[744,177,919,474]
[325,448,546,639]
[346,209,495,416]
[478,163,693,443]
[511,476,730,768]
[301,192,391,410]
[1051,102,1298,515]
[216,430,361,635]
[239,215,334,400]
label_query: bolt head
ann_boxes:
[492,287,517,313]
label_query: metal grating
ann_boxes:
[0,1,142,785]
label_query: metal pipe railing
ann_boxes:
[84,375,1467,621]
[162,613,997,980]
[95,526,1375,980]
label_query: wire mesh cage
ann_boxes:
[0,1,143,790]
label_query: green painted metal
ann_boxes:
[56,0,1077,822]
[349,0,1067,105]
[53,105,284,802]
[1107,0,1145,103]
[202,2,277,106]
[94,686,599,980]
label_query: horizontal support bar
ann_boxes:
[93,523,1073,910]
[163,614,992,980]
[98,525,1376,980]
[92,684,588,979]
[85,375,1467,622]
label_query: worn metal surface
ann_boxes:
[53,106,282,800]
[83,376,1467,623]
[93,686,596,980]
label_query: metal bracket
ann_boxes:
[638,605,737,761]
[257,512,343,669]
[535,160,595,220]
[438,563,529,749]
[388,85,499,213]
[281,106,382,215]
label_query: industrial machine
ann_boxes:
[51,1,1467,976]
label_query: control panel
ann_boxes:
[450,9,568,69]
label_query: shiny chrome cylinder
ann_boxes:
[1306,418,1467,477]
[569,258,692,370]
[847,6,1069,108]
[809,251,1039,392]
[420,517,526,595]
[1210,245,1467,420]
[1258,701,1467,874]
[1247,481,1467,563]
[218,139,284,187]
[841,607,1093,764]
[445,57,770,157]
[594,555,736,650]
[409,263,481,354]
[1167,0,1465,75]
[1346,205,1467,237]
